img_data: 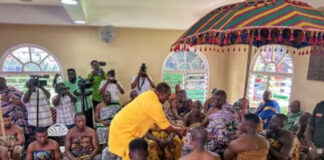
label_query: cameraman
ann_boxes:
[99,69,124,103]
[54,69,94,128]
[131,63,155,94]
[52,83,77,129]
[88,60,107,108]
[22,79,53,128]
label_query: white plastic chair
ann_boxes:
[47,124,68,153]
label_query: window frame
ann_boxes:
[248,44,294,110]
[0,43,63,75]
[162,50,209,102]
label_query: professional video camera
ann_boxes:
[29,75,49,87]
[78,77,92,93]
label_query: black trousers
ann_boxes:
[84,108,94,128]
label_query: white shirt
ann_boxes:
[99,80,123,102]
[131,75,153,94]
[22,90,53,127]
[52,95,76,125]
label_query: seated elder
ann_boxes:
[203,88,217,113]
[144,124,183,160]
[184,100,205,127]
[284,100,303,132]
[224,113,269,160]
[0,115,24,160]
[179,126,220,160]
[297,112,312,160]
[65,113,99,160]
[170,90,193,120]
[266,114,299,160]
[129,138,149,160]
[26,127,61,160]
[255,91,280,130]
[183,90,238,158]
[95,90,120,146]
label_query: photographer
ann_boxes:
[54,68,94,128]
[131,63,155,94]
[22,79,53,128]
[52,83,77,129]
[99,69,124,103]
[88,60,107,108]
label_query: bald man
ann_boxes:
[284,100,303,132]
[255,91,280,129]
[179,126,220,160]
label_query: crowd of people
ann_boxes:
[0,60,323,160]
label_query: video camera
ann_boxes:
[78,77,92,93]
[29,75,49,87]
[108,69,117,83]
[140,63,147,76]
[98,61,106,66]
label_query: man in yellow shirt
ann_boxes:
[108,82,186,160]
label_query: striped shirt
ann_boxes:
[1,86,30,133]
[52,95,76,125]
[22,90,53,127]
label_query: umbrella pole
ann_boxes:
[242,31,254,115]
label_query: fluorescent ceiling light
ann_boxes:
[61,0,78,5]
[74,20,86,24]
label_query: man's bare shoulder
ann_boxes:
[206,151,221,160]
[85,127,96,134]
[179,151,220,160]
[48,139,59,147]
[13,125,23,132]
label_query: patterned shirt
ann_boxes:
[205,109,238,154]
[22,90,53,127]
[0,86,30,133]
[52,95,76,125]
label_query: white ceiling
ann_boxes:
[0,0,323,30]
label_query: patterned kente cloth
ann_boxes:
[96,103,120,145]
[236,149,268,160]
[0,134,24,159]
[205,109,238,155]
[268,138,300,160]
[145,124,183,160]
[33,150,55,160]
[182,109,238,157]
[1,86,30,134]
[71,136,95,159]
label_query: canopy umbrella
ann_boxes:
[171,0,324,114]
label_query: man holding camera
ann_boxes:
[54,68,93,128]
[88,60,107,108]
[52,83,77,129]
[131,63,155,95]
[99,69,124,103]
[22,79,53,128]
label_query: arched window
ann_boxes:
[162,51,209,102]
[248,45,293,114]
[0,44,63,97]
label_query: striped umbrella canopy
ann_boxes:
[171,0,324,52]
[171,0,324,115]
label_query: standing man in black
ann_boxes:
[306,101,324,159]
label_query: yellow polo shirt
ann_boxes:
[108,90,171,160]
